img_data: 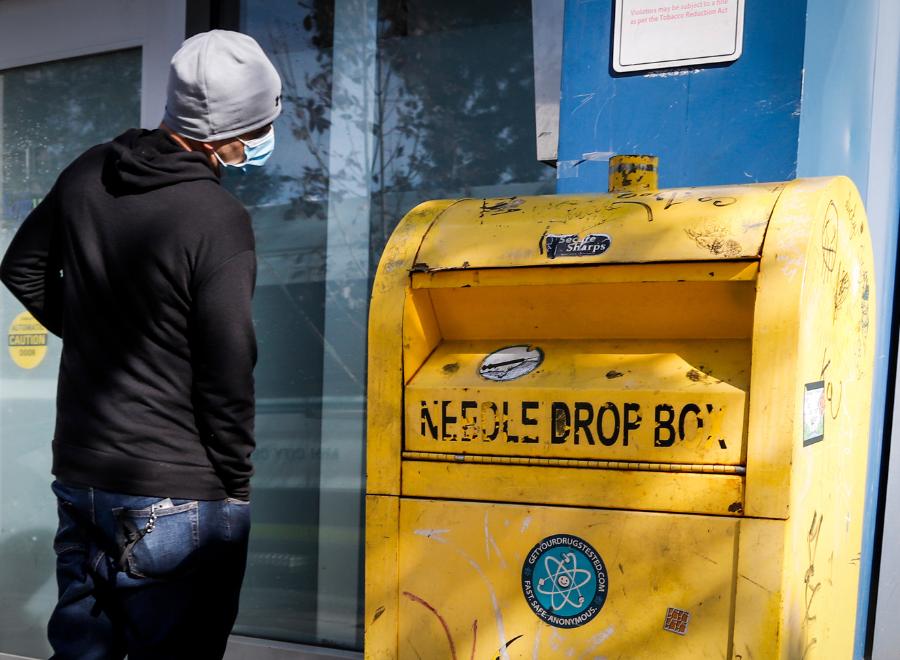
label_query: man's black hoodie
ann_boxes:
[0,129,256,500]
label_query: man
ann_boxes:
[0,30,281,659]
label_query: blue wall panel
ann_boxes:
[557,0,807,193]
[796,4,882,656]
[796,1,900,656]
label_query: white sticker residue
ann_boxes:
[803,381,825,446]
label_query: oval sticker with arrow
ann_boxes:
[478,345,543,382]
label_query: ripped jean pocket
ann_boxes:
[114,499,199,579]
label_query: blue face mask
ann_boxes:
[217,126,275,172]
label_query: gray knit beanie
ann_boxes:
[163,30,282,142]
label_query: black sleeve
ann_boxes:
[0,186,63,336]
[191,249,258,500]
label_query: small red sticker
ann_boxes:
[663,607,691,635]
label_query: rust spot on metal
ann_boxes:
[372,605,386,623]
[728,501,744,514]
[606,370,624,379]
[685,226,741,257]
[686,369,703,382]
[553,405,569,438]
[442,363,460,375]
[411,262,430,273]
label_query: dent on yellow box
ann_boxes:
[366,178,875,659]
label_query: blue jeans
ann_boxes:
[48,480,251,660]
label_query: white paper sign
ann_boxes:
[613,0,745,73]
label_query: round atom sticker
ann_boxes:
[522,533,608,628]
[8,311,48,370]
[479,345,543,382]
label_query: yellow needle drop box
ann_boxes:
[365,177,875,659]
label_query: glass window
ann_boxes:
[227,0,335,645]
[233,0,552,650]
[371,0,555,257]
[0,48,141,658]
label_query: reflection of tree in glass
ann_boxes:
[261,0,551,246]
[374,0,543,189]
[372,0,554,257]
[226,1,332,213]
[251,0,335,224]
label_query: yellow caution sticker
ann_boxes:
[8,311,48,369]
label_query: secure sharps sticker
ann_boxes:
[803,381,825,446]
[522,534,608,628]
[545,233,611,259]
[479,345,543,382]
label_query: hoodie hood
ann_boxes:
[106,128,219,192]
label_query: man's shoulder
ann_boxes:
[55,141,114,184]
[182,178,247,211]
[169,182,255,264]
[174,180,252,231]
